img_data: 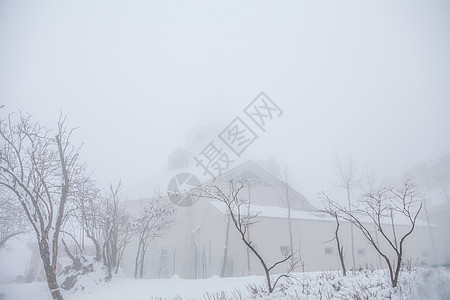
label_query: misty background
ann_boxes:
[1,0,449,207]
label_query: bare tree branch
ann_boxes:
[0,112,82,300]
[194,178,296,294]
[323,180,423,287]
[319,192,347,276]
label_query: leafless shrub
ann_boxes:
[322,180,423,287]
[102,181,133,281]
[202,290,244,300]
[133,188,175,279]
[246,283,267,299]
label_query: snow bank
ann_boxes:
[1,267,449,300]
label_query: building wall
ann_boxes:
[120,159,437,279]
[121,196,435,279]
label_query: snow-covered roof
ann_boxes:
[209,201,431,227]
[210,200,332,222]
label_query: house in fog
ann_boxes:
[119,125,436,279]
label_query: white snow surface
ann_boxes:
[1,267,449,300]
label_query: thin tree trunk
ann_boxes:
[93,239,102,262]
[347,186,356,269]
[52,134,70,270]
[246,230,251,275]
[240,231,277,293]
[139,248,146,278]
[423,199,438,262]
[220,216,231,277]
[373,223,382,268]
[61,239,81,269]
[246,184,251,275]
[393,254,402,287]
[134,240,142,279]
[286,184,294,266]
[84,229,102,262]
[334,215,346,276]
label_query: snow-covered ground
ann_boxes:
[1,267,449,300]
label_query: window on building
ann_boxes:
[357,248,366,256]
[324,247,334,255]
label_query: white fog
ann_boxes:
[0,0,449,299]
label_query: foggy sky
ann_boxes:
[1,0,449,206]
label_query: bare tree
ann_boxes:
[358,167,383,268]
[319,192,346,276]
[335,154,359,269]
[327,180,422,287]
[276,162,296,267]
[220,207,231,277]
[70,178,133,281]
[60,232,84,270]
[102,181,133,281]
[0,113,82,300]
[0,190,28,248]
[133,189,175,279]
[195,179,295,294]
[72,175,103,261]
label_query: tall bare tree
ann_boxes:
[320,192,346,276]
[195,179,295,294]
[72,175,103,261]
[102,181,133,281]
[220,206,231,277]
[276,162,296,267]
[335,155,359,269]
[0,113,82,300]
[133,189,175,279]
[327,180,422,287]
[359,168,383,268]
